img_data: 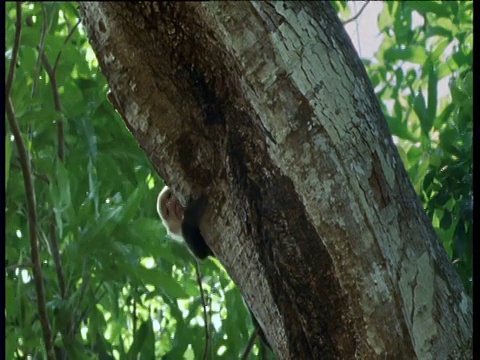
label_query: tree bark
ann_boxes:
[80,2,472,359]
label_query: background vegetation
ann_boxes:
[5,1,472,359]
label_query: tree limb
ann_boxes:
[342,1,370,26]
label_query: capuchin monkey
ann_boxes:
[157,185,271,351]
[157,185,213,259]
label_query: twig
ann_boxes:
[5,262,33,271]
[260,339,268,360]
[58,258,90,340]
[5,3,22,95]
[41,51,67,292]
[5,4,55,359]
[37,15,75,300]
[241,328,259,360]
[71,283,105,336]
[133,292,137,334]
[31,3,49,97]
[40,54,64,161]
[40,55,62,112]
[342,1,370,26]
[53,19,81,72]
[11,162,50,184]
[76,260,90,310]
[195,261,210,360]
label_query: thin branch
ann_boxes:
[31,3,50,97]
[40,55,62,112]
[5,5,55,359]
[241,328,259,360]
[5,262,33,271]
[5,2,22,95]
[32,171,50,185]
[71,283,105,337]
[260,339,268,360]
[7,92,58,359]
[342,1,370,26]
[36,17,76,301]
[195,261,210,360]
[54,259,90,342]
[355,2,362,56]
[53,19,81,72]
[11,162,50,184]
[76,260,90,311]
[40,54,64,161]
[133,292,137,335]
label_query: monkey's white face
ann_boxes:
[157,186,184,237]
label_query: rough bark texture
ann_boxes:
[80,2,472,359]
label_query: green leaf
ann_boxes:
[393,8,412,44]
[407,145,422,165]
[396,145,409,169]
[92,333,113,359]
[434,103,455,130]
[433,191,450,207]
[426,60,438,135]
[430,39,450,62]
[426,26,454,40]
[414,156,430,194]
[19,46,38,75]
[449,81,468,103]
[378,3,394,32]
[56,160,72,211]
[116,184,148,223]
[5,331,17,360]
[440,210,452,230]
[137,266,189,299]
[413,90,429,135]
[437,17,458,37]
[5,278,17,319]
[128,319,155,359]
[384,46,428,65]
[452,51,470,68]
[463,71,473,96]
[453,220,467,257]
[140,317,155,360]
[5,134,12,191]
[17,106,59,129]
[422,169,435,192]
[404,1,450,17]
[79,205,124,252]
[124,217,179,261]
[386,115,417,142]
[439,129,461,157]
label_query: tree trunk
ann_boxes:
[80,2,472,359]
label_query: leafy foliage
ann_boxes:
[5,1,472,359]
[5,3,265,359]
[362,1,473,294]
